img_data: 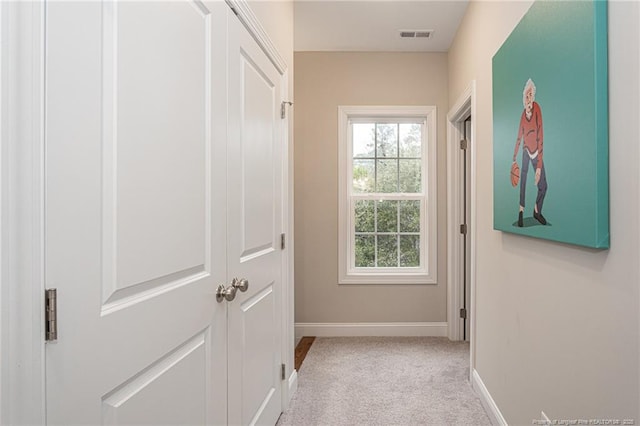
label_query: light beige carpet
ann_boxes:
[277,337,491,426]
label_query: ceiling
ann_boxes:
[294,0,469,52]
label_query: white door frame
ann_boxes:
[446,81,477,376]
[0,1,295,422]
[280,66,299,406]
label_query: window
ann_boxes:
[338,106,437,284]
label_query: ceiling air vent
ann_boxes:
[399,30,434,39]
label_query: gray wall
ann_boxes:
[448,1,640,423]
[294,52,449,323]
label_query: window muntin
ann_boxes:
[354,199,421,268]
[352,122,422,194]
[351,121,424,270]
[338,106,437,285]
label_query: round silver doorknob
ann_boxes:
[232,278,249,292]
[216,284,237,303]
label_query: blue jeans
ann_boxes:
[520,150,547,213]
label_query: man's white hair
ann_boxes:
[523,78,536,107]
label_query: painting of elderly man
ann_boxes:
[512,78,547,227]
[492,0,608,248]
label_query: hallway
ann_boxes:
[278,337,490,425]
[2,1,639,423]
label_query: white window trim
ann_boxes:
[338,105,437,285]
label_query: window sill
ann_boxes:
[339,272,436,285]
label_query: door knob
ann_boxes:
[216,279,249,303]
[232,278,249,292]
[216,284,237,303]
[216,278,249,303]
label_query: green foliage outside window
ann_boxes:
[354,199,421,268]
[352,123,422,194]
[352,122,424,269]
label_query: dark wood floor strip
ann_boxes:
[294,336,316,371]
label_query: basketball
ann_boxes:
[510,162,520,187]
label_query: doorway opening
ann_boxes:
[446,81,476,377]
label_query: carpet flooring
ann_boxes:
[277,337,491,426]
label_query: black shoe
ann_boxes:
[533,211,547,225]
[517,211,523,227]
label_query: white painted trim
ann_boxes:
[472,369,507,426]
[446,99,466,341]
[468,84,478,379]
[282,369,298,410]
[446,82,472,340]
[1,2,46,424]
[280,67,296,412]
[337,105,438,285]
[445,81,477,387]
[0,2,5,422]
[225,0,287,75]
[295,322,448,338]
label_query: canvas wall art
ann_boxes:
[492,0,609,249]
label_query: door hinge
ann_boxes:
[460,308,467,319]
[281,363,286,380]
[281,233,286,250]
[460,139,468,150]
[280,101,293,119]
[460,224,467,235]
[45,288,58,342]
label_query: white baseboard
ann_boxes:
[294,322,448,338]
[471,369,507,426]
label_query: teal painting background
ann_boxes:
[492,0,609,248]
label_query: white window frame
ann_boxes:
[338,105,437,285]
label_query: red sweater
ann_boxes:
[513,102,544,169]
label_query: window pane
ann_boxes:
[400,235,420,267]
[341,109,436,281]
[355,235,375,267]
[353,123,375,158]
[353,159,375,193]
[376,200,397,233]
[399,200,420,233]
[376,124,398,157]
[399,159,421,192]
[377,159,398,192]
[399,123,422,158]
[355,200,375,233]
[377,235,398,267]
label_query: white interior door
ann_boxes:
[226,10,284,426]
[44,1,228,424]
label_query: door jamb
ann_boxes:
[446,81,477,377]
[280,66,298,409]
